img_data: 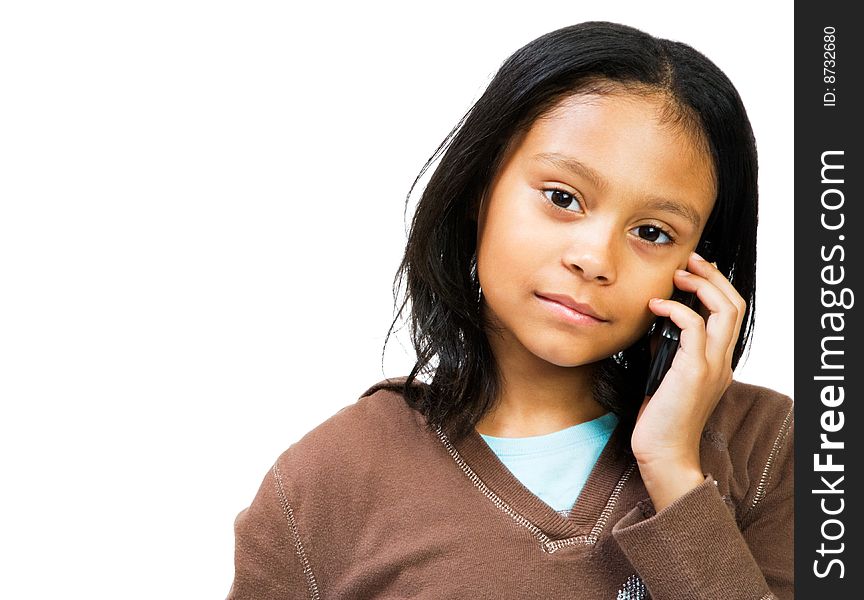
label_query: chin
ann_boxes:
[525,337,611,369]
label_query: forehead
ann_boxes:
[535,91,711,159]
[513,92,717,216]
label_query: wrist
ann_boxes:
[637,461,706,513]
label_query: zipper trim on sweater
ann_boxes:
[272,464,321,600]
[434,424,636,553]
[749,406,793,512]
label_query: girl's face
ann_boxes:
[476,92,717,371]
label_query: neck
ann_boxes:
[475,321,607,438]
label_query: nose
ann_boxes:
[562,224,618,283]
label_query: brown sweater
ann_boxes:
[227,377,794,599]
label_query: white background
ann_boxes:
[0,1,792,597]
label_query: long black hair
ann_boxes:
[378,21,758,443]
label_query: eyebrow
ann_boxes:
[531,151,704,229]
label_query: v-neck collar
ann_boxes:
[443,417,637,545]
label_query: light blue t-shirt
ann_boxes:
[479,411,619,515]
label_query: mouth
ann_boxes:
[535,292,609,324]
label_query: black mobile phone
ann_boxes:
[644,240,713,396]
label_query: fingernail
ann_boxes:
[649,298,663,305]
[692,251,705,261]
[676,269,690,276]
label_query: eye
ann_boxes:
[542,188,583,213]
[632,224,674,245]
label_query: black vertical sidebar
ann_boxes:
[795,1,863,596]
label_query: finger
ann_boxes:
[647,296,707,367]
[671,269,739,365]
[686,253,747,363]
[687,252,745,311]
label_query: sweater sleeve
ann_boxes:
[227,463,317,600]
[611,411,794,600]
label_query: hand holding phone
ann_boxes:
[644,241,713,397]
[644,289,699,396]
[631,244,749,518]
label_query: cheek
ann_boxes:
[620,270,676,323]
[476,202,549,289]
[626,254,679,293]
[477,237,535,301]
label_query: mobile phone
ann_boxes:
[644,240,713,396]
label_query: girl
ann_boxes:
[228,21,793,599]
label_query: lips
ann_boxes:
[535,292,607,321]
